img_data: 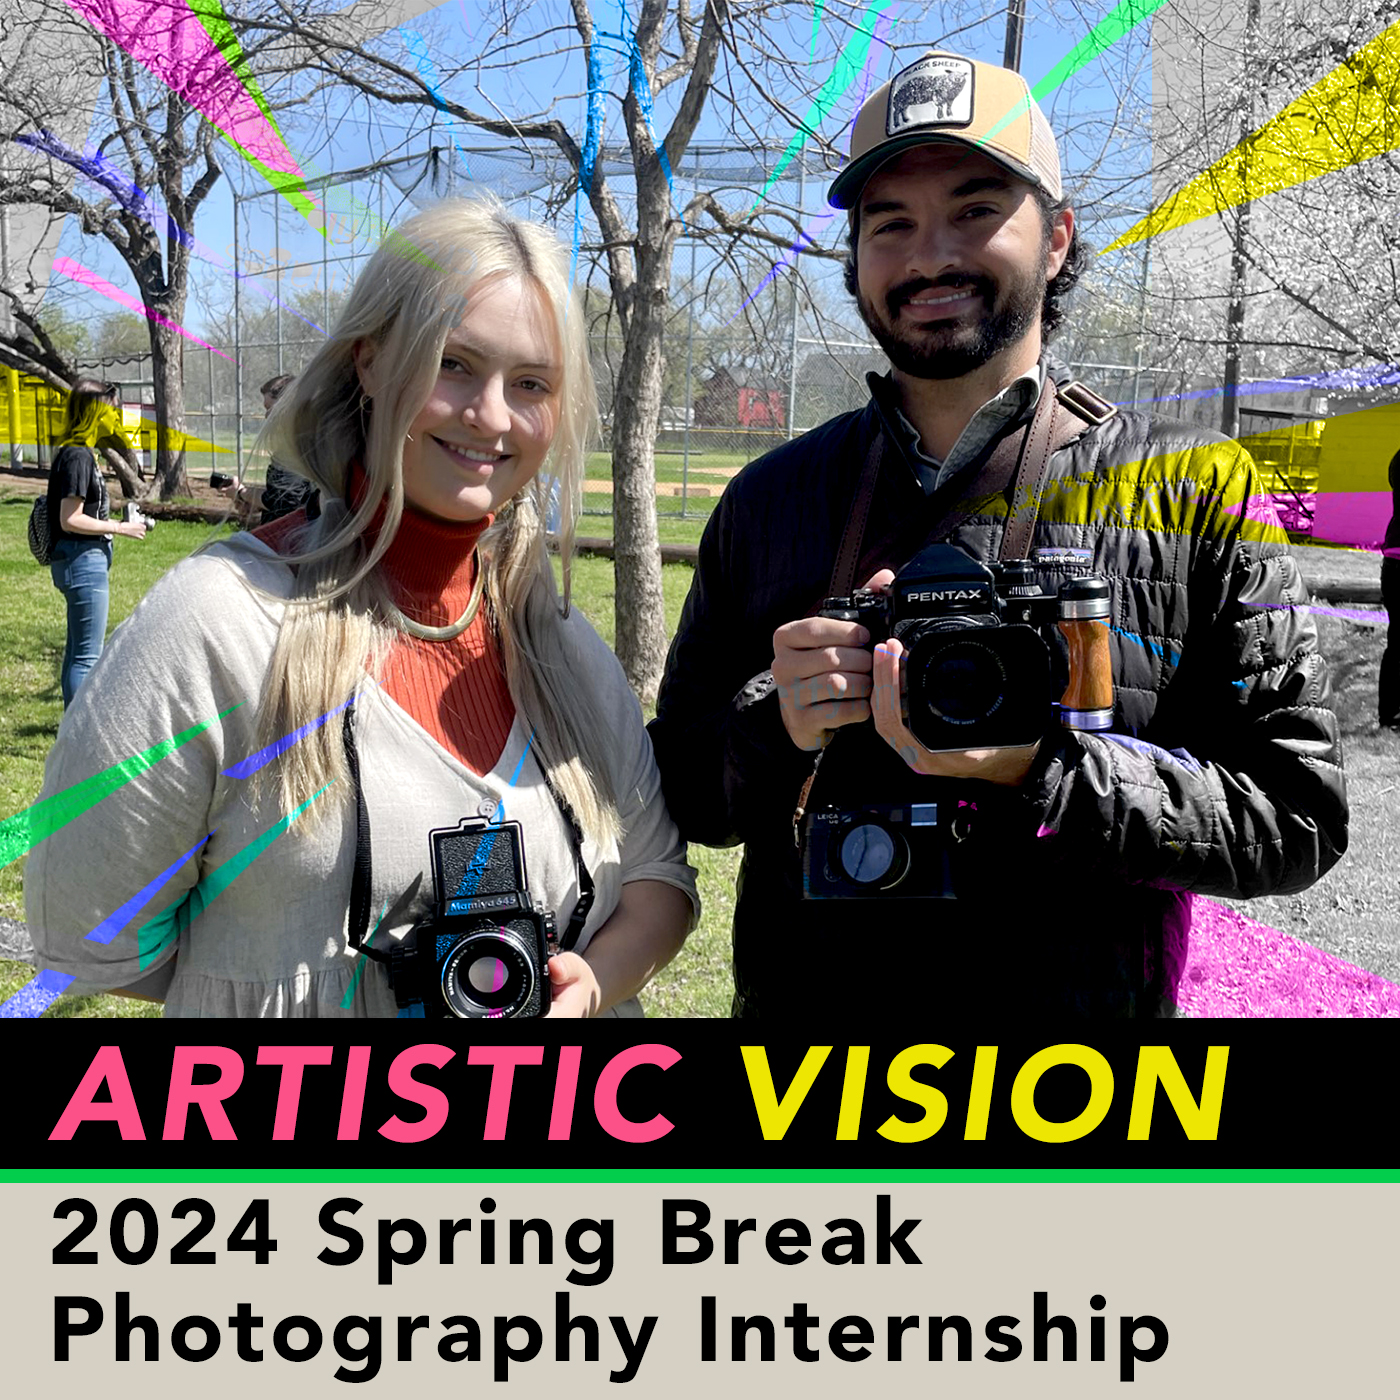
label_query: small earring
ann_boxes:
[358,392,371,414]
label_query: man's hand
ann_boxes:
[871,636,1041,785]
[772,569,893,752]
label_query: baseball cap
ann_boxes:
[829,50,1062,210]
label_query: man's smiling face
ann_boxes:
[853,144,1071,381]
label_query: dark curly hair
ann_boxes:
[842,188,1088,341]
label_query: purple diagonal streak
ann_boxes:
[221,695,355,780]
[19,107,322,336]
[1138,363,1400,407]
[85,833,214,944]
[0,830,211,1016]
[1245,600,1389,626]
[0,968,74,1019]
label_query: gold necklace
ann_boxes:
[385,550,485,642]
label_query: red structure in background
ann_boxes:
[694,368,786,431]
[737,386,785,429]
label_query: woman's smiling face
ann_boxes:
[378,273,563,524]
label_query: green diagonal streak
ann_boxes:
[185,0,290,146]
[177,0,318,223]
[0,702,244,870]
[750,0,896,211]
[980,0,1172,148]
[138,782,334,969]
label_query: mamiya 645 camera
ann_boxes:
[802,541,1113,900]
[389,818,556,1017]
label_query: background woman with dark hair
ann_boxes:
[45,377,147,705]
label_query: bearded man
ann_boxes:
[649,50,1347,1019]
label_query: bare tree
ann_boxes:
[0,0,305,498]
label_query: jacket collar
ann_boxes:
[864,351,1082,479]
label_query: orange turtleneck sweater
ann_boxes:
[254,500,516,776]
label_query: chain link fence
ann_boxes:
[18,142,1288,520]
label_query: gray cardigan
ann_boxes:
[27,539,698,1017]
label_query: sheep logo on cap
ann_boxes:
[888,56,973,133]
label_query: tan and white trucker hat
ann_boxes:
[829,50,1062,209]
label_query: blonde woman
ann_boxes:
[44,378,147,705]
[28,201,697,1018]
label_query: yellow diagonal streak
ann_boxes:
[1106,20,1400,253]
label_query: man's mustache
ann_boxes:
[886,274,995,317]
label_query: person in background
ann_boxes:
[45,377,147,706]
[223,374,321,525]
[1380,446,1400,730]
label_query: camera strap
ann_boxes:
[341,700,595,962]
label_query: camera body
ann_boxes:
[209,471,234,490]
[390,818,556,1018]
[123,501,154,530]
[802,801,956,900]
[819,542,1111,752]
[801,543,1113,901]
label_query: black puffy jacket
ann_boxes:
[649,368,1348,1018]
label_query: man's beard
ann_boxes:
[856,254,1047,380]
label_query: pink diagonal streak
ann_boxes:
[62,0,320,220]
[52,255,232,360]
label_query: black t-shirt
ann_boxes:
[47,444,110,541]
[260,461,319,524]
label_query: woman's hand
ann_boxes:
[544,952,602,1017]
[542,882,694,1017]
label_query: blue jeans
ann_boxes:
[50,537,112,707]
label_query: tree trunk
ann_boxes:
[100,441,144,499]
[148,320,189,499]
[611,272,669,704]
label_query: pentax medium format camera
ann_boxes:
[819,541,1113,752]
[801,543,1114,902]
[389,818,556,1018]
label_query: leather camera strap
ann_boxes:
[836,376,1117,592]
[829,433,885,597]
[999,378,1060,562]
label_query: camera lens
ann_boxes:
[836,819,909,889]
[440,927,537,1018]
[922,639,1007,724]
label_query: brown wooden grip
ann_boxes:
[1057,617,1114,712]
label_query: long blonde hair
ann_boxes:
[224,198,619,847]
